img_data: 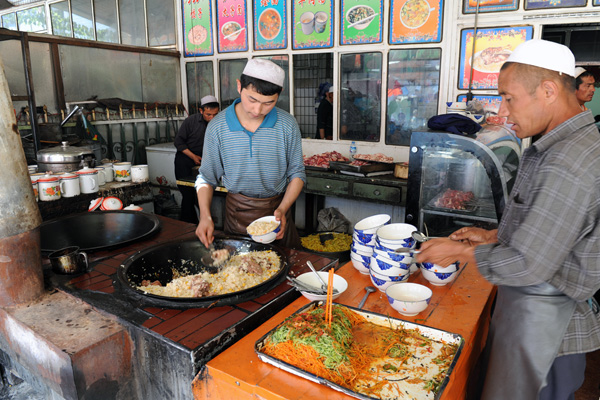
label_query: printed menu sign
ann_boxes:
[389,0,443,44]
[216,0,248,53]
[463,0,519,14]
[341,0,383,45]
[292,0,334,50]
[458,26,533,90]
[253,0,287,50]
[525,0,586,9]
[183,0,213,57]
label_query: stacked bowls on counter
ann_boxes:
[350,214,390,275]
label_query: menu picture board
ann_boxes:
[341,0,383,45]
[292,0,334,50]
[463,0,519,14]
[183,0,213,57]
[458,26,533,90]
[457,94,503,110]
[216,0,248,53]
[595,0,600,5]
[389,0,443,44]
[525,0,586,9]
[253,0,287,50]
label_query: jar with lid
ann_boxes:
[37,174,61,201]
[76,167,99,194]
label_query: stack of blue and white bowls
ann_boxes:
[350,214,391,275]
[369,223,418,292]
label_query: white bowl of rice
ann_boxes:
[247,216,281,244]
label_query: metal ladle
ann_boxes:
[412,230,430,243]
[358,286,376,309]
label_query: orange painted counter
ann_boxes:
[192,260,496,400]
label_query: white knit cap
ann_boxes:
[200,95,218,106]
[242,59,285,88]
[506,39,575,77]
[575,67,587,78]
[327,86,334,93]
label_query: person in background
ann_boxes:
[195,59,305,249]
[316,86,333,140]
[416,40,600,399]
[574,67,596,111]
[174,95,220,224]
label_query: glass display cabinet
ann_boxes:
[405,127,521,237]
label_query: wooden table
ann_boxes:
[192,260,496,399]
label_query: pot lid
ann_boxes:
[38,175,60,182]
[76,167,98,175]
[37,141,95,163]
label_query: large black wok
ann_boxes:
[116,236,289,308]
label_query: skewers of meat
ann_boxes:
[303,151,349,169]
[433,189,475,210]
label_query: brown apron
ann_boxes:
[224,192,302,249]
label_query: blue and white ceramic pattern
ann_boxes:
[369,256,410,276]
[373,243,414,263]
[420,265,459,286]
[421,261,460,273]
[353,231,377,246]
[354,214,391,236]
[370,269,410,292]
[350,251,370,274]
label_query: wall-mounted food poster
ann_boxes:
[341,0,383,45]
[183,0,213,57]
[253,0,286,50]
[389,0,443,44]
[459,26,533,90]
[216,0,248,53]
[595,0,600,5]
[525,0,586,9]
[463,0,519,14]
[457,94,503,110]
[292,0,334,50]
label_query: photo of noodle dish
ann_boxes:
[188,25,207,46]
[259,8,281,40]
[138,250,281,298]
[346,5,376,30]
[221,21,242,41]
[256,303,463,400]
[471,46,512,73]
[400,0,432,30]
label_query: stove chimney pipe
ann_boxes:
[0,56,44,306]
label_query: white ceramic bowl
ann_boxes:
[247,216,281,244]
[420,265,460,286]
[373,244,414,264]
[351,246,372,258]
[421,261,460,274]
[350,251,370,274]
[370,269,409,292]
[351,241,374,255]
[354,214,391,235]
[376,223,417,248]
[353,231,376,246]
[386,283,433,316]
[370,254,410,276]
[409,263,419,274]
[295,271,348,302]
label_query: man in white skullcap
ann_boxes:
[195,59,305,249]
[174,95,220,223]
[417,39,600,399]
[574,67,596,111]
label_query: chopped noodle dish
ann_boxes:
[247,220,279,236]
[260,304,459,399]
[138,251,280,298]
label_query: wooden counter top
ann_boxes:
[192,260,496,399]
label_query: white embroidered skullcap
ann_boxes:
[242,59,285,88]
[574,67,587,78]
[327,86,334,93]
[200,95,218,106]
[506,39,575,77]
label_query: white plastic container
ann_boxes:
[145,142,177,188]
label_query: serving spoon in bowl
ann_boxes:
[307,261,338,294]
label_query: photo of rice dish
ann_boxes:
[400,0,431,29]
[259,8,281,40]
[188,25,207,45]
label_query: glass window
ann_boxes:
[72,0,95,40]
[2,13,17,30]
[94,0,118,43]
[146,0,175,46]
[386,49,441,146]
[256,55,290,112]
[219,59,246,109]
[51,1,73,37]
[339,52,382,142]
[186,61,214,114]
[17,6,46,32]
[119,0,146,46]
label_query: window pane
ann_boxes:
[293,53,333,138]
[339,52,382,142]
[146,0,175,46]
[386,49,441,146]
[219,59,246,109]
[256,55,290,112]
[94,0,118,43]
[186,61,215,114]
[2,13,17,30]
[17,6,47,32]
[119,0,146,46]
[72,0,95,40]
[51,1,72,37]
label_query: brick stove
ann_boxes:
[0,216,337,399]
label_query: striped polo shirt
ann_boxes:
[195,98,306,198]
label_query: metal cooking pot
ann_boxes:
[37,141,96,173]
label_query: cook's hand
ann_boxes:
[274,209,286,240]
[449,227,497,246]
[416,238,472,268]
[196,217,214,248]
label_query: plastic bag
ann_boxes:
[317,207,351,233]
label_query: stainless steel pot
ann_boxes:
[36,141,96,173]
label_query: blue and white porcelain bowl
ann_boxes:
[386,283,432,316]
[353,231,377,246]
[420,261,460,274]
[354,214,391,236]
[370,269,410,292]
[351,241,374,255]
[420,265,459,286]
[376,223,417,249]
[371,253,411,275]
[350,251,370,275]
[373,243,414,263]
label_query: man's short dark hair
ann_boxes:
[576,71,595,90]
[201,102,219,110]
[240,74,283,96]
[501,62,576,94]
